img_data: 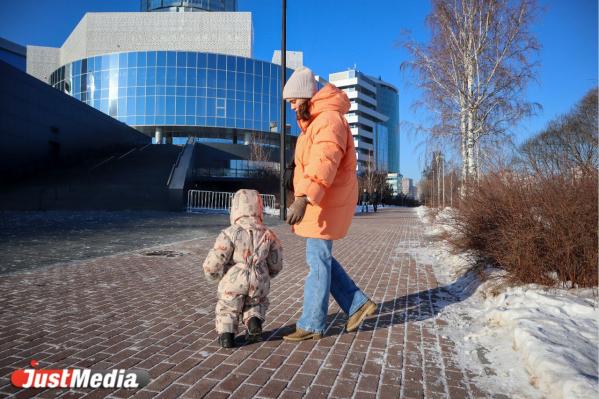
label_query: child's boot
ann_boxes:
[219,333,235,348]
[246,317,262,343]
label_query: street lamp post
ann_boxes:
[279,0,287,221]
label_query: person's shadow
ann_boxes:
[251,267,483,345]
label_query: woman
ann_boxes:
[282,67,377,341]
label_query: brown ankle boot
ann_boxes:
[282,328,322,342]
[346,300,377,332]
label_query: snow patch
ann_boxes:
[404,206,599,399]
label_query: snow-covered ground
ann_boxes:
[407,206,598,399]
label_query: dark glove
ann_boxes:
[286,196,308,225]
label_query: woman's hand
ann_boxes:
[286,196,309,225]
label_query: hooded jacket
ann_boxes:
[292,84,358,240]
[202,189,283,282]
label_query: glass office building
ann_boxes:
[50,51,300,144]
[374,123,389,171]
[37,1,305,177]
[374,82,399,173]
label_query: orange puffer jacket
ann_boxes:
[292,84,358,240]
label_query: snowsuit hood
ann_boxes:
[230,189,263,228]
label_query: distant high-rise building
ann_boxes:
[401,177,416,199]
[371,76,399,174]
[387,172,402,196]
[328,68,399,173]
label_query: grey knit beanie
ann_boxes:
[283,67,317,99]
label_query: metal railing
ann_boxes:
[187,190,277,214]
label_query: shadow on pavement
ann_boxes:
[256,266,481,343]
[357,268,482,333]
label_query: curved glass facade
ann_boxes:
[376,84,399,173]
[50,51,299,137]
[374,123,389,171]
[141,0,237,12]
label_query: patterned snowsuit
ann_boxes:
[202,189,284,334]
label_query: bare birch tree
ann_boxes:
[520,87,598,177]
[403,0,540,188]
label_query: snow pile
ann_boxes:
[411,206,599,399]
[486,287,598,398]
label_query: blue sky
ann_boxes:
[1,0,597,179]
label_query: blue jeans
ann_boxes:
[297,238,369,334]
[361,201,369,212]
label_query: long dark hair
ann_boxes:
[296,101,311,121]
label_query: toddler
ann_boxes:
[202,189,283,348]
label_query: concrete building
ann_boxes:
[328,68,399,174]
[271,50,304,70]
[25,0,304,180]
[328,69,389,172]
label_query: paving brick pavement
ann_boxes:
[0,207,487,399]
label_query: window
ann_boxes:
[226,56,235,71]
[196,97,206,116]
[166,97,175,115]
[167,52,176,67]
[177,52,186,67]
[156,96,166,115]
[198,68,206,87]
[127,97,136,115]
[176,67,186,86]
[137,67,147,86]
[216,98,225,117]
[146,96,155,116]
[216,54,225,70]
[236,57,245,73]
[207,98,215,117]
[187,68,196,86]
[207,54,216,69]
[156,67,166,85]
[136,96,145,116]
[157,52,166,67]
[166,67,176,86]
[217,70,226,89]
[197,53,206,68]
[186,52,196,68]
[207,70,216,88]
[137,52,146,68]
[147,51,156,67]
[236,73,244,92]
[186,97,195,116]
[175,96,185,116]
[147,67,156,86]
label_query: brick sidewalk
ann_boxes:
[0,207,485,399]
